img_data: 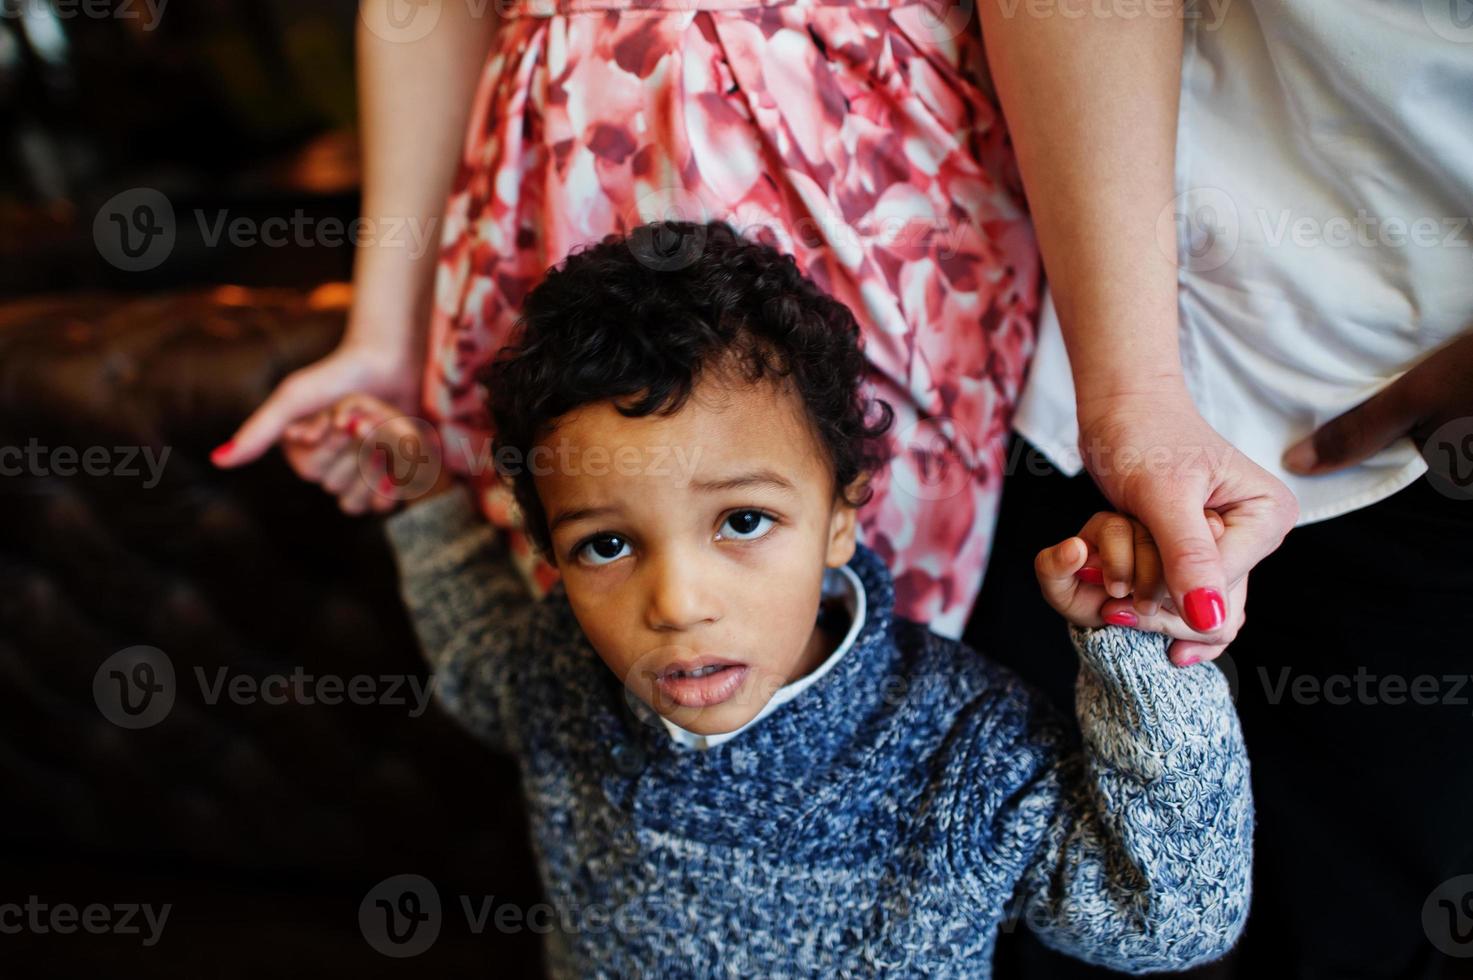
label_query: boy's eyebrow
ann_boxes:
[548,506,618,533]
[688,469,799,495]
[548,469,798,533]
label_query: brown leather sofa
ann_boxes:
[0,287,545,978]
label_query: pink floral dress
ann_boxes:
[423,0,1039,639]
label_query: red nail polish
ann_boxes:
[209,439,236,464]
[1183,588,1226,632]
[1104,610,1138,627]
[1076,566,1104,586]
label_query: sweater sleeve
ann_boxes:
[952,624,1253,973]
[381,485,540,755]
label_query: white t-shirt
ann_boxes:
[1013,0,1473,524]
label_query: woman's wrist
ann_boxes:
[1074,369,1193,430]
[343,232,440,350]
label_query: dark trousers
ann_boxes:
[967,437,1473,980]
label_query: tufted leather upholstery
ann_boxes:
[0,287,544,975]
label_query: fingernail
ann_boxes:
[349,417,366,439]
[1076,566,1104,586]
[378,473,394,494]
[1283,438,1317,474]
[1104,610,1138,627]
[1176,654,1200,667]
[209,439,235,465]
[1183,588,1226,632]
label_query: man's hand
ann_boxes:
[1283,331,1473,476]
[1077,384,1298,664]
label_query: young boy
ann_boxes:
[309,222,1250,976]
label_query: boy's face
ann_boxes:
[532,367,861,736]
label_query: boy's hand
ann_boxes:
[1036,510,1247,666]
[281,394,457,515]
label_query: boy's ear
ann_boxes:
[824,474,866,568]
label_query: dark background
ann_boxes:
[1,2,546,976]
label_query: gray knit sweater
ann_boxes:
[383,488,1252,978]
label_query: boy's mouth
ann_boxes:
[654,659,749,708]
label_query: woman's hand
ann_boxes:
[1075,385,1297,664]
[1283,330,1473,479]
[210,335,424,470]
[212,0,502,474]
[1037,508,1246,665]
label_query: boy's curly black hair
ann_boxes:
[477,220,894,561]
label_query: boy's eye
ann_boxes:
[576,534,630,567]
[719,509,776,542]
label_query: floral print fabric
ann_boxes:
[423,0,1039,638]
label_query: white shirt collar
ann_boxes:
[659,561,868,751]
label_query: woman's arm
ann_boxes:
[978,4,1298,662]
[349,0,501,354]
[977,1,1186,404]
[215,0,501,467]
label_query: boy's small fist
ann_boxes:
[1036,509,1245,664]
[282,394,456,516]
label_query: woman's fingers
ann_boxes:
[284,409,333,444]
[1101,574,1249,664]
[214,360,345,467]
[1165,639,1228,668]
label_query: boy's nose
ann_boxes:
[644,549,721,631]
